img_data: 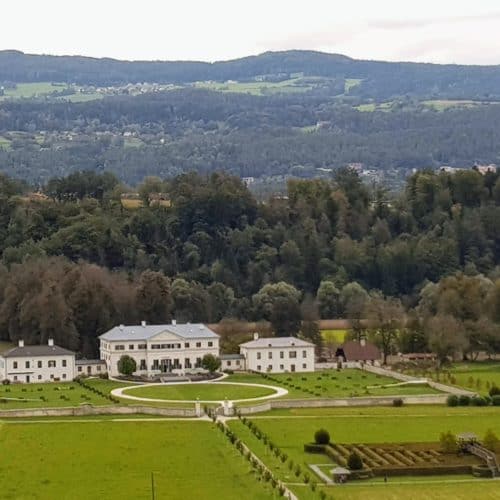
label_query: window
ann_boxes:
[151,344,161,349]
[129,345,134,350]
[62,360,67,367]
[48,360,56,368]
[140,359,146,370]
[289,351,297,359]
[280,351,284,359]
[279,364,284,370]
[268,352,272,359]
[50,374,54,379]
[115,345,125,351]
[257,365,262,371]
[195,357,202,368]
[38,361,42,368]
[267,365,272,371]
[37,375,42,380]
[13,361,18,369]
[78,366,82,372]
[184,343,190,348]
[152,360,159,370]
[227,360,231,366]
[138,344,147,350]
[185,358,192,369]
[97,366,101,371]
[13,375,17,381]
[208,341,213,347]
[302,350,307,358]
[196,342,201,348]
[25,361,30,369]
[302,363,307,369]
[257,352,261,360]
[62,374,67,379]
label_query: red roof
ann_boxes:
[340,341,380,361]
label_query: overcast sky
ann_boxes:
[3,0,500,64]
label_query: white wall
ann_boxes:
[2,355,76,383]
[241,345,315,373]
[220,358,245,371]
[75,363,106,377]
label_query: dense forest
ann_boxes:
[2,89,500,184]
[3,49,500,100]
[0,168,499,360]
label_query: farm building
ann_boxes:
[335,339,381,367]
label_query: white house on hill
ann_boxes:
[0,339,76,383]
[239,335,315,373]
[99,321,220,377]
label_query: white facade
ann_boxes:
[99,321,220,377]
[0,340,76,383]
[75,360,107,377]
[240,336,315,373]
[220,354,246,372]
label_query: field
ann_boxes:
[345,78,362,92]
[121,382,277,401]
[0,82,66,99]
[320,329,347,343]
[193,78,313,95]
[355,101,394,112]
[227,369,439,399]
[0,420,274,499]
[421,99,499,111]
[444,362,500,394]
[0,136,12,150]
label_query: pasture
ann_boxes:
[0,82,66,99]
[444,362,500,394]
[0,420,274,499]
[193,78,312,95]
[227,369,439,399]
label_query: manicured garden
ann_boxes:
[0,379,123,409]
[0,420,275,499]
[121,382,277,401]
[226,369,439,399]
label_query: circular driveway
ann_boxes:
[111,381,288,404]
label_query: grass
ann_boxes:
[0,380,118,409]
[0,420,275,499]
[0,137,11,150]
[193,78,312,96]
[60,92,103,102]
[122,382,276,401]
[345,78,362,92]
[321,329,347,343]
[421,99,499,111]
[121,198,144,209]
[355,101,394,112]
[0,82,66,99]
[226,369,439,399]
[439,361,500,395]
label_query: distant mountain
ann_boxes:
[1,49,500,99]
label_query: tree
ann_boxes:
[341,282,369,340]
[427,315,468,368]
[270,296,302,337]
[439,431,458,453]
[201,353,221,373]
[135,271,172,324]
[483,429,499,452]
[300,295,322,354]
[316,281,340,319]
[365,294,405,364]
[117,355,137,376]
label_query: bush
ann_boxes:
[491,395,500,406]
[446,395,459,407]
[347,451,363,470]
[314,428,330,445]
[489,385,500,397]
[2,379,10,385]
[458,395,471,406]
[392,398,404,407]
[117,355,137,376]
[439,431,458,453]
[470,396,488,407]
[483,429,499,452]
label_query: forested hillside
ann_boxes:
[0,169,499,359]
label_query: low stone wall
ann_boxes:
[237,402,272,415]
[0,404,197,418]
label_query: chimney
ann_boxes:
[18,339,24,348]
[171,319,177,326]
[141,320,146,328]
[360,338,366,347]
[253,333,259,340]
[48,339,54,347]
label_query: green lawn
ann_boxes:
[0,420,274,499]
[0,137,11,150]
[122,382,276,401]
[0,380,118,409]
[0,82,66,99]
[345,78,362,92]
[421,99,498,111]
[227,369,439,399]
[193,78,312,95]
[442,361,500,394]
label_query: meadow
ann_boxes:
[0,82,66,99]
[444,361,500,394]
[0,420,275,499]
[193,78,312,95]
[227,369,439,399]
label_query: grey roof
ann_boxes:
[240,337,314,349]
[75,359,106,365]
[99,323,219,341]
[220,354,244,360]
[2,345,75,358]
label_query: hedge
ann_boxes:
[304,443,326,453]
[374,465,472,477]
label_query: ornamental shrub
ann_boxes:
[314,428,330,445]
[489,385,500,397]
[491,395,500,406]
[392,398,404,407]
[347,451,363,470]
[447,395,458,407]
[458,395,471,406]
